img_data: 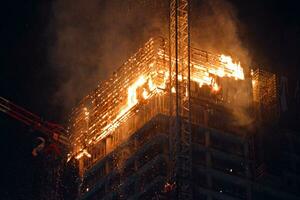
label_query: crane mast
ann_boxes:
[169,0,192,199]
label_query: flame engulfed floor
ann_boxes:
[68,37,276,175]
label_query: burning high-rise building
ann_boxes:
[67,0,299,200]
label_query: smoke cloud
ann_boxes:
[191,0,250,66]
[48,0,168,117]
[49,0,252,125]
[190,0,252,126]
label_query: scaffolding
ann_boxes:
[169,0,192,199]
[252,69,278,123]
[69,37,169,175]
[65,33,292,199]
[69,36,252,176]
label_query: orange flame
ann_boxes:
[83,54,245,150]
[219,54,244,80]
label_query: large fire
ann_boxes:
[92,73,168,143]
[70,38,245,159]
[73,54,244,160]
[191,54,244,92]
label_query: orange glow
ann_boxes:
[192,55,244,91]
[219,54,244,80]
[75,149,91,160]
[91,54,244,144]
[73,51,246,160]
[94,75,148,142]
[148,77,156,91]
[171,87,176,93]
[127,76,146,106]
[142,88,149,99]
[212,82,220,92]
[92,75,158,143]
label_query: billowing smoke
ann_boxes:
[48,0,168,116]
[192,0,250,66]
[191,0,253,126]
[191,0,252,126]
[49,0,252,125]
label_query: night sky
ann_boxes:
[0,0,299,199]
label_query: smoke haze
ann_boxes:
[191,0,253,126]
[49,0,251,125]
[48,0,168,116]
[192,0,250,67]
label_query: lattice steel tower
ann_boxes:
[169,0,192,199]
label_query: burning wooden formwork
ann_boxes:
[69,37,169,174]
[67,36,265,176]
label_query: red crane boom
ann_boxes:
[0,96,69,147]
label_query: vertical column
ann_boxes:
[106,136,112,154]
[205,131,213,200]
[244,140,252,200]
[134,137,140,193]
[78,159,85,198]
[203,107,209,126]
[286,132,297,172]
[169,0,192,199]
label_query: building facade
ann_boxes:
[68,38,299,200]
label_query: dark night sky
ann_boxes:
[0,0,299,199]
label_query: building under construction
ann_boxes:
[68,0,300,199]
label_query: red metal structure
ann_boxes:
[0,96,69,147]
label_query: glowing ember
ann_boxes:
[128,76,147,106]
[212,81,220,92]
[171,87,176,93]
[75,149,91,160]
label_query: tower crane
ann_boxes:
[0,96,69,156]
